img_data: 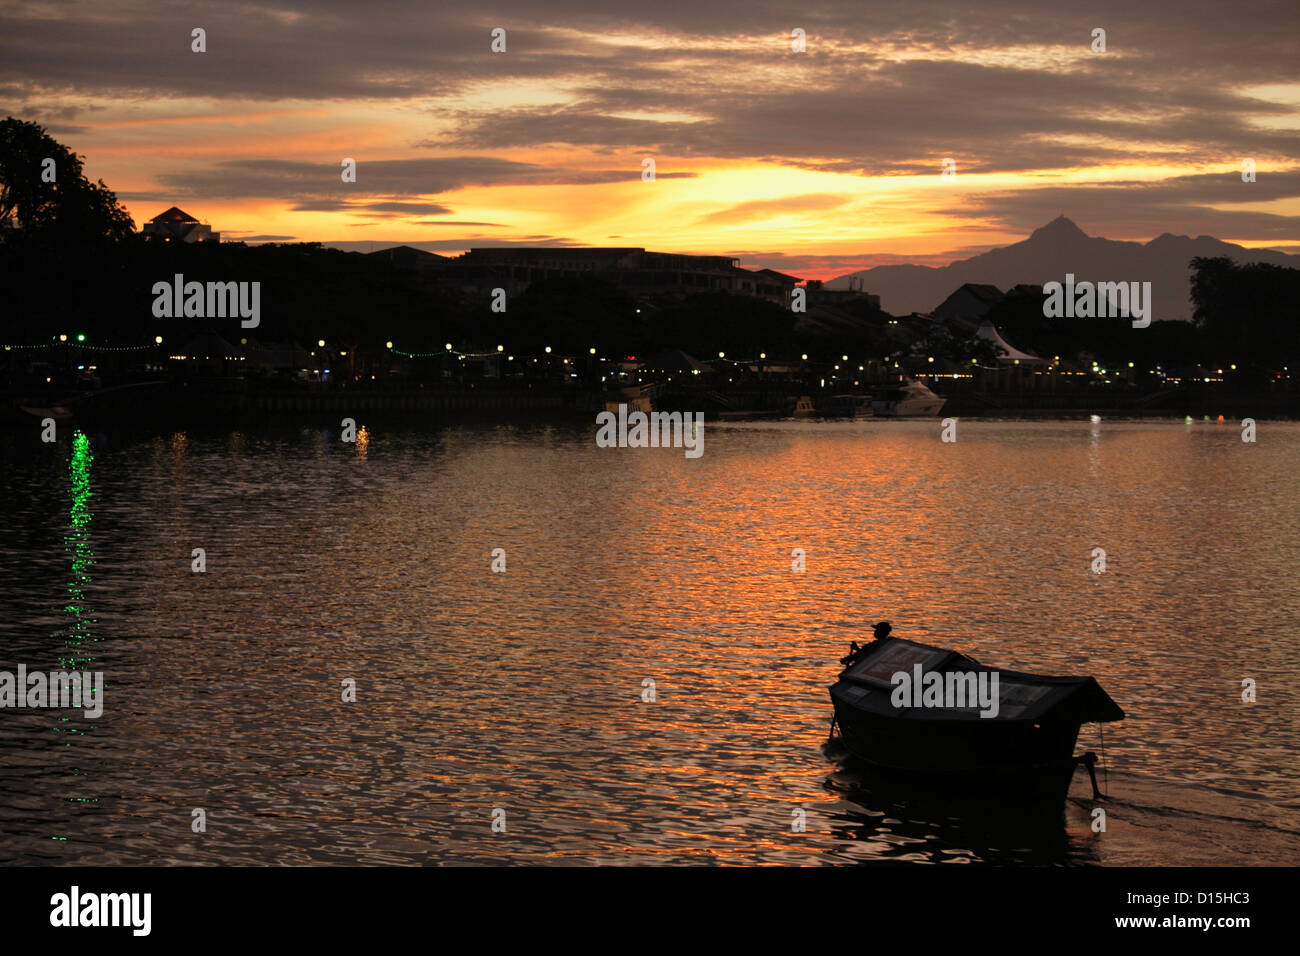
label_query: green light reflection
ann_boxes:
[52,430,99,831]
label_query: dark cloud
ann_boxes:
[2,0,1296,250]
[5,2,1294,172]
[288,199,454,217]
[695,194,853,225]
[325,235,584,253]
[357,201,456,215]
[963,172,1300,239]
[149,157,696,201]
[442,56,1298,177]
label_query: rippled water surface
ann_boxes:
[1,418,1297,865]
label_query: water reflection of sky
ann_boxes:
[0,420,1296,864]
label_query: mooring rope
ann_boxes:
[1100,723,1109,797]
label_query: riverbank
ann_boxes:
[4,377,1297,428]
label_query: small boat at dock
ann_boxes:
[19,404,75,421]
[828,637,1123,808]
[17,381,170,423]
[604,384,655,415]
[787,395,816,417]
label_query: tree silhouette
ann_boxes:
[0,117,134,245]
[1191,256,1299,381]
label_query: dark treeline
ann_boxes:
[3,117,1297,387]
[986,263,1300,384]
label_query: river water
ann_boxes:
[1,417,1297,865]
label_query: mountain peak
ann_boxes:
[1029,215,1088,241]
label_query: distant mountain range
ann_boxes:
[826,216,1300,321]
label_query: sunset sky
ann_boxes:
[3,0,1298,278]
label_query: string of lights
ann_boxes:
[3,341,155,351]
[386,344,578,359]
[389,347,469,358]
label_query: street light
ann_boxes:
[318,339,326,347]
[155,336,163,344]
[386,341,393,349]
[445,342,453,351]
[545,346,552,353]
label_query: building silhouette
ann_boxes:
[141,206,219,243]
[441,247,801,305]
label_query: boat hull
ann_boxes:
[604,394,653,415]
[872,397,947,417]
[831,694,1083,805]
[20,405,75,421]
[818,395,875,418]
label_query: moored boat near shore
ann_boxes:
[603,384,655,415]
[872,378,947,417]
[819,393,874,417]
[786,395,816,417]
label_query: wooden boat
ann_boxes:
[828,637,1123,807]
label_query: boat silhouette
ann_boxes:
[828,637,1124,809]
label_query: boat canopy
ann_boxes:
[835,638,1125,724]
